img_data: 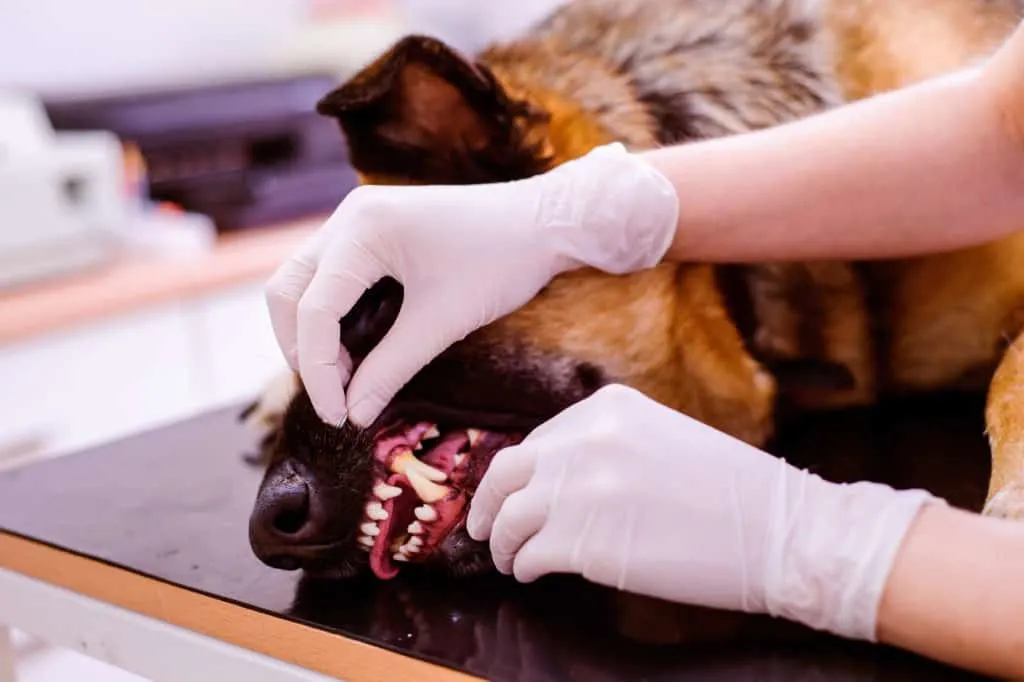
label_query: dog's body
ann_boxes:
[245,0,1024,584]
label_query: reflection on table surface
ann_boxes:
[0,392,995,681]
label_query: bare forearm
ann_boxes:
[876,504,1024,680]
[642,66,1024,263]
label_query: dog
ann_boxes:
[242,0,1024,584]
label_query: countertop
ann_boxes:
[0,218,321,347]
[0,392,996,681]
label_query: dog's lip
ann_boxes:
[258,541,352,561]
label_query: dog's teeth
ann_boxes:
[407,521,424,535]
[358,535,374,547]
[408,536,423,547]
[414,442,423,451]
[407,469,449,503]
[414,505,438,522]
[424,425,440,439]
[390,450,447,482]
[393,552,409,562]
[374,482,402,501]
[467,429,482,447]
[401,543,421,554]
[366,501,388,521]
[454,453,466,468]
[360,522,379,537]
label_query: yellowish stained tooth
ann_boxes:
[409,536,423,547]
[454,453,466,468]
[467,429,482,447]
[390,450,447,482]
[407,469,449,503]
[366,501,388,521]
[415,505,438,522]
[358,535,374,547]
[393,553,408,562]
[407,521,424,535]
[424,425,440,439]
[374,482,402,501]
[359,544,370,552]
[360,522,379,536]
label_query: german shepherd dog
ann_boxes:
[242,0,1024,584]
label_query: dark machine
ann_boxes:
[44,75,359,232]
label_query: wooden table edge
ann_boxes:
[0,532,482,682]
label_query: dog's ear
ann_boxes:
[316,35,551,184]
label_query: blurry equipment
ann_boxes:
[43,75,359,233]
[0,91,126,289]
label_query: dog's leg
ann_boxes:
[983,332,1024,519]
[238,369,298,466]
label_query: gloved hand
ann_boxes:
[264,143,680,427]
[466,384,945,641]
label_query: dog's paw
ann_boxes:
[982,483,1024,521]
[238,370,298,432]
[238,370,298,466]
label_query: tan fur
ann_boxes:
[288,0,1024,519]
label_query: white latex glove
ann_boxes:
[466,384,946,642]
[264,143,679,427]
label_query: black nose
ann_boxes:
[249,459,324,570]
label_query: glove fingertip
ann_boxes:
[465,507,492,542]
[347,398,385,429]
[512,560,541,584]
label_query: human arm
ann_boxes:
[648,17,1024,263]
[876,503,1024,679]
[647,62,1024,262]
[465,384,1024,681]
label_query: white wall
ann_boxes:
[0,0,309,97]
[0,0,573,98]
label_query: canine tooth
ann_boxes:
[407,521,424,535]
[454,453,466,468]
[390,450,447,482]
[374,482,402,501]
[358,535,374,547]
[414,442,423,451]
[424,425,440,439]
[408,535,423,547]
[393,552,409,562]
[366,501,388,521]
[407,469,449,503]
[467,429,482,446]
[360,522,379,536]
[415,505,438,522]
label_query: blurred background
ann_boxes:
[0,0,571,463]
[0,3,566,677]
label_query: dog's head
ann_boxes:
[246,35,778,581]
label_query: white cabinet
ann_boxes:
[0,301,198,463]
[0,281,289,468]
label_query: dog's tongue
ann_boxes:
[369,474,411,580]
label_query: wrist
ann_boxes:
[535,143,680,276]
[761,466,946,641]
